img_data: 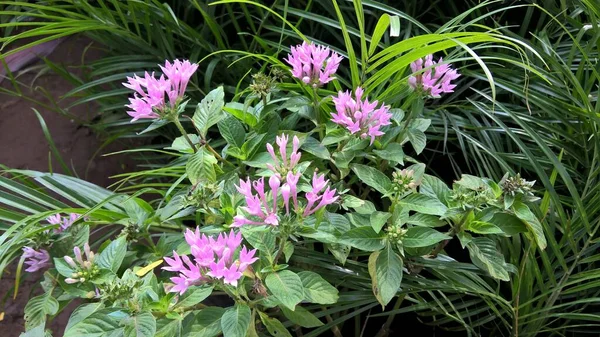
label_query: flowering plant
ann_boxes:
[5,36,545,336]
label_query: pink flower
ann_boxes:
[303,174,339,216]
[234,172,338,225]
[285,41,343,87]
[238,247,258,271]
[408,55,460,97]
[162,228,257,294]
[163,251,185,272]
[22,247,50,272]
[331,87,392,145]
[222,264,243,287]
[266,134,302,178]
[123,59,198,122]
[232,177,279,227]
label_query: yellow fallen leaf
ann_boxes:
[0,312,4,321]
[135,259,163,277]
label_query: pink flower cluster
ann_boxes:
[408,55,460,97]
[266,134,301,178]
[163,229,257,294]
[233,171,338,227]
[46,213,80,233]
[123,59,198,121]
[22,247,50,272]
[331,87,392,145]
[285,41,343,87]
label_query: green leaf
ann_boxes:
[186,307,225,337]
[368,244,403,308]
[322,128,349,146]
[467,237,511,281]
[168,134,200,153]
[218,116,246,148]
[351,164,392,195]
[368,13,391,57]
[333,150,356,169]
[403,227,450,248]
[455,174,489,190]
[420,175,451,205]
[373,143,404,165]
[298,271,339,305]
[407,129,426,154]
[406,213,445,227]
[186,148,218,185]
[123,312,156,337]
[19,323,45,337]
[65,303,105,332]
[192,86,225,138]
[301,136,330,160]
[283,241,294,263]
[64,308,125,337]
[224,103,257,127]
[54,257,75,278]
[96,236,127,273]
[400,194,447,216]
[24,292,59,330]
[327,243,351,265]
[265,270,304,311]
[221,304,251,337]
[488,213,527,235]
[465,221,504,234]
[370,211,391,233]
[512,201,547,249]
[174,285,214,309]
[456,231,473,249]
[241,226,276,255]
[258,312,293,337]
[281,306,323,328]
[340,226,386,251]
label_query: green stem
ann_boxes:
[430,210,470,257]
[273,236,287,265]
[395,96,424,144]
[312,87,325,140]
[373,294,406,337]
[172,117,197,153]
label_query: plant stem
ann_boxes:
[430,210,470,257]
[322,308,343,337]
[204,143,226,163]
[373,294,406,337]
[312,87,325,140]
[395,96,424,144]
[273,236,287,265]
[172,117,197,153]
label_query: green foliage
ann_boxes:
[2,0,600,336]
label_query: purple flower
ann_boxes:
[122,59,198,122]
[408,55,460,97]
[285,41,343,87]
[162,229,257,294]
[45,213,81,233]
[331,87,392,145]
[22,247,50,272]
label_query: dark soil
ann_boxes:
[0,36,134,336]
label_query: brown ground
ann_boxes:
[0,36,134,336]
